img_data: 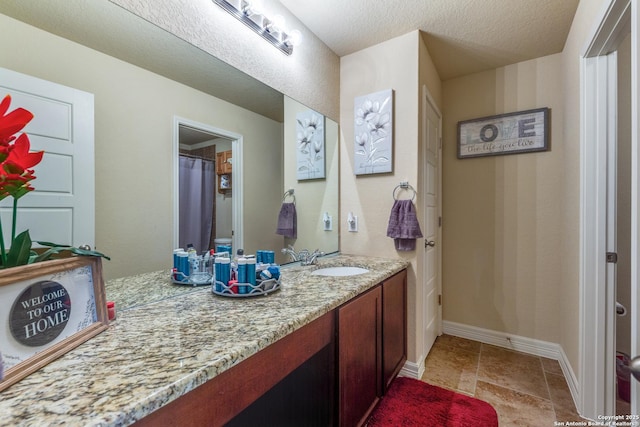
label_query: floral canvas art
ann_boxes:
[354,89,393,175]
[296,110,325,180]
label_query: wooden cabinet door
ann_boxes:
[382,270,407,392]
[215,150,232,174]
[338,286,382,427]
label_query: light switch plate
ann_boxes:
[348,215,358,232]
[324,215,332,231]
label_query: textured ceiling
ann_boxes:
[1,0,581,122]
[279,0,580,80]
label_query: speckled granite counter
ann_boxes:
[0,255,408,427]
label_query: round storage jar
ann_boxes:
[214,238,232,256]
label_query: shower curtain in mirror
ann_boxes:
[179,156,215,253]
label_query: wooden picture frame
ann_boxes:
[0,257,108,391]
[457,107,550,159]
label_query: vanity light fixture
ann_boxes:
[213,0,302,55]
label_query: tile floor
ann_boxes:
[421,334,586,426]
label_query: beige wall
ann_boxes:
[0,14,283,280]
[439,0,612,376]
[442,54,565,344]
[111,0,340,121]
[340,30,442,363]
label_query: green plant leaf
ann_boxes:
[33,241,111,261]
[36,241,72,248]
[67,247,111,260]
[33,247,64,263]
[6,230,33,268]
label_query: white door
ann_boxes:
[422,87,442,355]
[0,67,94,248]
[630,0,640,416]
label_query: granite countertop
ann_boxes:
[0,254,408,427]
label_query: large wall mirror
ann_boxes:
[172,97,339,266]
[0,1,339,286]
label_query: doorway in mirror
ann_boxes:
[173,118,243,255]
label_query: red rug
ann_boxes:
[367,377,498,427]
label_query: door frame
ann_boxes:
[580,0,634,418]
[172,116,244,253]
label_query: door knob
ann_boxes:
[425,240,436,247]
[630,356,640,382]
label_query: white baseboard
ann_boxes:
[400,356,425,379]
[442,321,580,410]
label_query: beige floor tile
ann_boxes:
[541,357,563,376]
[545,372,578,416]
[478,344,550,400]
[475,380,556,426]
[422,341,479,395]
[433,334,482,353]
[425,336,587,425]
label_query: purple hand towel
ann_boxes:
[386,199,423,251]
[276,202,297,238]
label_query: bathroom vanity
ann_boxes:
[0,255,408,426]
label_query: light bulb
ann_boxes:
[271,15,285,32]
[246,0,263,15]
[285,29,302,47]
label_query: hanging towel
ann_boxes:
[386,199,423,251]
[276,202,297,238]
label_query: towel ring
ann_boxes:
[393,182,416,201]
[282,189,296,205]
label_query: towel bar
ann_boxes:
[282,188,296,205]
[392,182,416,201]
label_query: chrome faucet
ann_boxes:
[281,245,324,265]
[302,249,324,266]
[281,245,300,262]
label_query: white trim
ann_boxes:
[172,117,244,252]
[605,51,619,416]
[580,0,633,418]
[443,321,580,413]
[580,54,613,420]
[444,321,559,358]
[399,358,425,380]
[631,0,640,415]
[582,0,631,57]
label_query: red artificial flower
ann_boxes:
[0,95,41,202]
[4,133,43,174]
[0,95,33,145]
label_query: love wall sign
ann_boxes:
[0,257,109,391]
[457,108,550,159]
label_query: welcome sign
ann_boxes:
[10,281,72,347]
[457,108,549,159]
[0,257,108,391]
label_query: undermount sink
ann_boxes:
[311,266,370,277]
